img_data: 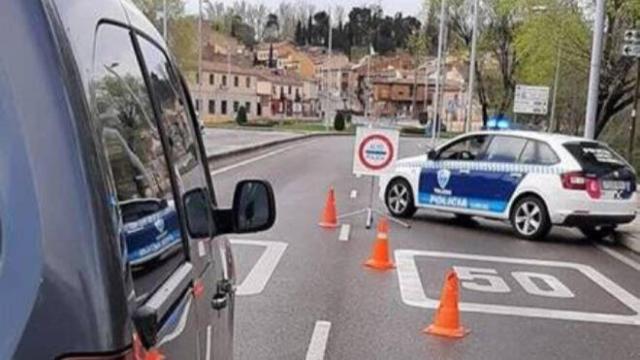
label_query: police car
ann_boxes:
[379,131,637,240]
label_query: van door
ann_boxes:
[134,34,234,360]
[92,24,198,358]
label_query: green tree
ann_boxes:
[334,112,345,131]
[236,106,248,125]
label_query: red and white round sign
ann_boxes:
[358,134,395,171]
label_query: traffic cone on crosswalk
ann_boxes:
[423,270,469,338]
[318,187,338,228]
[364,217,395,270]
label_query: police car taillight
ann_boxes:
[561,172,601,199]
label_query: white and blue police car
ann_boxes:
[379,131,637,240]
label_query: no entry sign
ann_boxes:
[353,127,399,176]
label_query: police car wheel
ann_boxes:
[510,196,551,240]
[578,225,617,240]
[385,179,416,218]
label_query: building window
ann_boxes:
[233,101,239,113]
[234,76,239,87]
[246,77,251,88]
[195,99,200,112]
[245,102,251,114]
[222,75,227,87]
[257,102,262,116]
[208,100,215,114]
[221,100,227,115]
[195,72,199,84]
[288,85,292,95]
[209,73,214,85]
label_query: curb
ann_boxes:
[619,232,640,254]
[205,132,352,162]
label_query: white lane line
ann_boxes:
[205,325,212,360]
[394,249,640,326]
[350,190,358,199]
[230,239,288,296]
[211,144,297,176]
[338,224,351,242]
[596,244,640,272]
[305,321,331,360]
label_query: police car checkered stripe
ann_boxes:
[401,160,565,174]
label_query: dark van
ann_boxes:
[0,0,275,359]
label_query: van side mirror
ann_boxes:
[427,149,437,160]
[183,180,276,237]
[232,180,276,234]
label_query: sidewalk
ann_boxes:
[618,216,640,253]
[202,128,306,160]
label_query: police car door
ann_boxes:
[419,135,490,213]
[476,135,529,215]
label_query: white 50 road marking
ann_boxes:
[395,249,640,326]
[230,239,287,296]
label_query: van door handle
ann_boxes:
[211,292,228,310]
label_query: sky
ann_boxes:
[184,0,424,17]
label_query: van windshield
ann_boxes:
[563,141,627,174]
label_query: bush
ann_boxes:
[235,106,248,125]
[334,112,345,131]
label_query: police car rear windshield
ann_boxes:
[563,141,627,174]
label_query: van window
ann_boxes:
[92,24,187,302]
[136,36,216,234]
[483,136,527,163]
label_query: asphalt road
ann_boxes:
[210,136,640,360]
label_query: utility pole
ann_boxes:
[465,0,479,133]
[437,19,449,139]
[584,0,606,139]
[327,7,333,127]
[629,60,640,159]
[549,47,562,132]
[431,0,447,145]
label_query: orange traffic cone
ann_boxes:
[318,187,338,228]
[423,270,469,338]
[364,217,395,270]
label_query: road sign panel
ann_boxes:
[352,127,399,176]
[514,85,550,115]
[395,249,640,325]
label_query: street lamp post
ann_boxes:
[465,0,479,133]
[162,0,167,40]
[584,0,606,139]
[432,0,447,145]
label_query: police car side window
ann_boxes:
[519,141,559,165]
[438,135,489,161]
[483,136,527,163]
[92,24,187,304]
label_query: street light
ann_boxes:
[584,0,606,139]
[431,0,448,145]
[465,0,479,133]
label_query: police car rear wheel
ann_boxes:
[510,196,551,240]
[385,179,416,218]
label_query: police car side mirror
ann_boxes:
[427,149,437,160]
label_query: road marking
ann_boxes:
[205,325,212,360]
[350,190,358,199]
[305,321,331,360]
[211,144,297,176]
[596,244,640,272]
[230,239,288,296]
[338,224,351,241]
[395,249,640,326]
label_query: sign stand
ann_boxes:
[348,127,410,229]
[338,176,410,229]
